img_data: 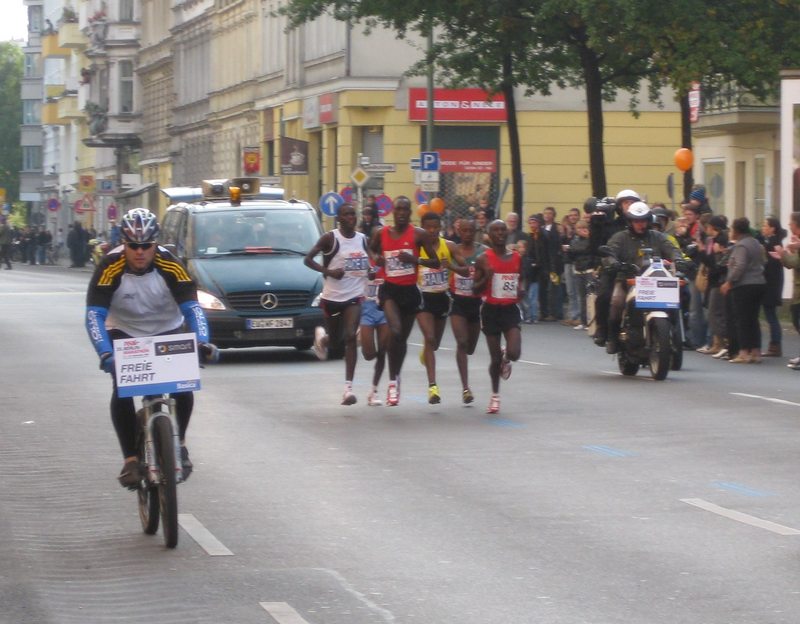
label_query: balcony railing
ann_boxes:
[699,82,778,114]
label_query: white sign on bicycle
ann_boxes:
[113,332,201,398]
[635,276,680,309]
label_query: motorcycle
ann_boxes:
[598,246,685,381]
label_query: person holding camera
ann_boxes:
[586,189,641,347]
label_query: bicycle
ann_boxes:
[113,335,217,549]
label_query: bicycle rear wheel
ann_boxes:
[153,414,179,548]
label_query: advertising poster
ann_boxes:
[280,137,309,175]
[113,333,201,398]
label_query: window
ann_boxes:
[28,5,43,33]
[703,161,726,216]
[24,53,41,78]
[22,146,43,171]
[754,156,766,221]
[22,100,41,125]
[119,61,134,113]
[119,0,134,22]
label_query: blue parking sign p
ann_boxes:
[420,151,440,171]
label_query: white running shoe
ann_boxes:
[487,394,500,414]
[367,390,383,406]
[500,348,512,380]
[573,324,586,330]
[312,326,328,361]
[341,390,357,405]
[386,382,399,406]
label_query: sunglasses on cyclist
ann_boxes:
[126,242,154,251]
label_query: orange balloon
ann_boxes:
[674,148,693,172]
[417,203,429,218]
[429,197,445,214]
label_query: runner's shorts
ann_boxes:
[481,302,522,336]
[420,291,451,319]
[321,297,362,318]
[450,294,482,324]
[360,299,387,327]
[379,281,422,315]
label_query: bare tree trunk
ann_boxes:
[579,44,607,198]
[679,93,694,202]
[502,52,523,217]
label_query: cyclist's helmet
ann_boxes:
[626,201,652,221]
[120,208,160,244]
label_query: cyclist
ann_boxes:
[304,202,372,405]
[85,208,215,489]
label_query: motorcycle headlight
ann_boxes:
[197,289,226,311]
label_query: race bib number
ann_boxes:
[365,278,383,301]
[384,249,415,277]
[420,267,448,292]
[343,253,370,277]
[491,273,519,300]
[453,267,475,297]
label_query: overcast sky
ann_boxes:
[1,0,28,43]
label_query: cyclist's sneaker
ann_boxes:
[181,446,193,481]
[367,390,383,406]
[428,384,441,404]
[487,394,500,415]
[386,382,399,406]
[118,460,141,490]
[500,349,512,380]
[462,388,474,404]
[341,390,357,406]
[312,326,328,361]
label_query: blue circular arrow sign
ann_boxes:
[319,191,344,216]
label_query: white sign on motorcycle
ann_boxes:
[113,332,201,398]
[635,276,680,309]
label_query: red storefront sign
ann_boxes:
[408,88,506,122]
[439,149,497,173]
[319,93,338,124]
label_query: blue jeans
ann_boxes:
[763,305,782,346]
[525,281,539,322]
[688,281,707,347]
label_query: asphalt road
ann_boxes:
[2,262,800,624]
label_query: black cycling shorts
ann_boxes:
[450,295,482,324]
[379,281,422,316]
[419,291,451,319]
[481,302,522,336]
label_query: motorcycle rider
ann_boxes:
[604,201,684,354]
[589,189,642,348]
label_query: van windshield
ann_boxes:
[192,209,321,257]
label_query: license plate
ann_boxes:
[246,317,294,329]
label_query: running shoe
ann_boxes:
[386,382,399,406]
[428,384,441,404]
[312,326,328,361]
[573,324,586,330]
[341,390,357,405]
[181,446,193,481]
[367,390,383,406]
[711,348,729,360]
[788,356,800,368]
[500,348,512,380]
[486,394,500,414]
[462,388,474,404]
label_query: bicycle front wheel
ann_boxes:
[136,409,160,535]
[153,414,179,548]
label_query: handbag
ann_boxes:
[694,264,709,292]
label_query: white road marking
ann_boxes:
[2,291,85,295]
[260,602,311,623]
[315,568,396,622]
[731,393,800,408]
[177,513,234,555]
[408,342,551,366]
[681,498,800,536]
[518,359,551,366]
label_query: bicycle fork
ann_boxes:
[141,396,184,485]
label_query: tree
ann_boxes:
[0,42,23,203]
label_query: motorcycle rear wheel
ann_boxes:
[649,317,672,381]
[618,352,639,376]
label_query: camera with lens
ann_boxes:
[583,196,617,222]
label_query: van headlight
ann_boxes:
[311,293,321,307]
[197,289,226,311]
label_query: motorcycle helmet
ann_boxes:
[651,206,670,228]
[626,201,652,221]
[120,208,160,243]
[615,189,641,203]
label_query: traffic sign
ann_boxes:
[421,181,440,192]
[319,191,344,217]
[420,171,440,183]
[47,197,61,212]
[415,188,428,206]
[351,167,370,188]
[374,193,393,217]
[420,151,440,171]
[340,187,354,204]
[364,163,396,175]
[410,158,421,170]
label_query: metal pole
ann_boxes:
[426,27,434,152]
